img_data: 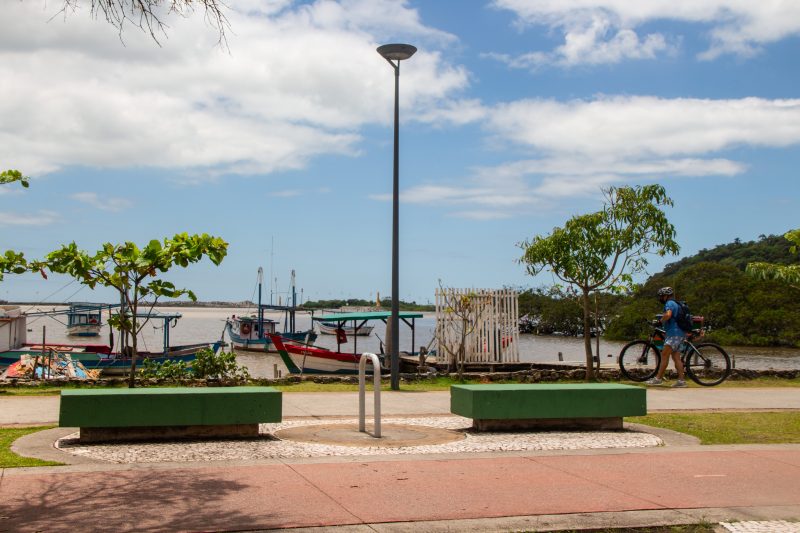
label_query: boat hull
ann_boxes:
[268,334,384,374]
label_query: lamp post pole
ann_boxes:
[377,43,416,391]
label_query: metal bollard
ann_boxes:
[358,353,381,438]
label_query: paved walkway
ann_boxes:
[2,387,800,531]
[3,387,800,426]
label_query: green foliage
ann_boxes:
[0,169,29,188]
[606,232,800,346]
[138,358,191,380]
[518,286,626,336]
[746,229,800,287]
[192,348,250,380]
[137,349,249,381]
[520,184,679,377]
[32,233,229,386]
[0,171,30,282]
[301,297,434,312]
[0,250,27,282]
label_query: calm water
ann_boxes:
[18,305,800,378]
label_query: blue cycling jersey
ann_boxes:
[663,299,685,337]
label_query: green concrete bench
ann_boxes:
[450,383,646,431]
[60,386,282,443]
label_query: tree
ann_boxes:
[520,184,679,380]
[58,0,229,45]
[32,233,228,387]
[747,229,800,289]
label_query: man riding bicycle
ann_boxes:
[646,287,687,387]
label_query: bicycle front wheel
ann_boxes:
[685,342,731,386]
[619,340,661,382]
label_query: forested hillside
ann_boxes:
[605,234,800,347]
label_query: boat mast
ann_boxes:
[257,267,264,339]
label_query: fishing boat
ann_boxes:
[0,308,217,376]
[225,314,315,351]
[65,302,105,337]
[226,267,316,352]
[269,334,385,374]
[317,321,374,336]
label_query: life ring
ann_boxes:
[240,323,251,335]
[89,317,98,324]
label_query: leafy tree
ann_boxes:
[32,233,228,387]
[57,0,229,44]
[747,229,800,288]
[520,185,679,379]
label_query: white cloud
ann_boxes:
[393,96,799,217]
[0,210,58,226]
[71,192,133,212]
[490,0,800,67]
[0,0,468,179]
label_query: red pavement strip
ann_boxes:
[2,449,799,532]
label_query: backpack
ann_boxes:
[674,300,693,332]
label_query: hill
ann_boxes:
[605,233,800,347]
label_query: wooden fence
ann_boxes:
[435,288,520,365]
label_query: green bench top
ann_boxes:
[450,383,646,420]
[59,386,282,428]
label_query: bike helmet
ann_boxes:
[657,286,674,297]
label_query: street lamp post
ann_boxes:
[377,43,416,391]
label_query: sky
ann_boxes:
[1,0,799,305]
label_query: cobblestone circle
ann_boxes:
[56,416,662,464]
[720,521,800,532]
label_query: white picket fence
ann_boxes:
[435,288,520,365]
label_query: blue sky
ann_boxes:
[1,0,799,305]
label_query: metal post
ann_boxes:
[378,43,416,391]
[358,353,382,438]
[390,60,401,391]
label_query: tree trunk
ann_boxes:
[127,297,139,388]
[582,289,594,381]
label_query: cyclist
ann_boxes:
[646,287,688,387]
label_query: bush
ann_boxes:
[137,349,250,381]
[192,348,250,380]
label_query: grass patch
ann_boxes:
[630,411,800,444]
[0,426,63,468]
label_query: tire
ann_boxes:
[619,340,661,382]
[685,342,731,386]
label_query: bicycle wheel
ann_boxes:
[684,342,731,386]
[618,340,661,382]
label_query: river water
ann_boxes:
[18,306,800,378]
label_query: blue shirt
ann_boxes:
[663,299,685,337]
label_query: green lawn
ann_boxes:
[630,411,800,444]
[0,426,63,468]
[0,374,796,395]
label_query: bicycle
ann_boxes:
[618,317,732,386]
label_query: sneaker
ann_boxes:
[672,379,688,388]
[645,377,664,385]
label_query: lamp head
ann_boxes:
[377,43,417,61]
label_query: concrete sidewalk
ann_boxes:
[2,444,800,532]
[2,387,800,426]
[2,387,800,532]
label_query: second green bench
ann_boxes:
[450,383,646,431]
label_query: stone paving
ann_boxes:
[720,521,800,532]
[56,415,662,463]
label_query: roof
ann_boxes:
[312,311,423,322]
